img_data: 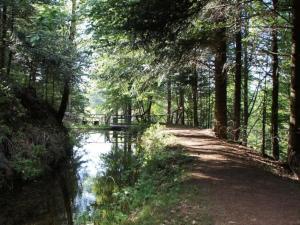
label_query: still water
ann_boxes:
[0,130,135,225]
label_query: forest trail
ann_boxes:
[167,128,300,225]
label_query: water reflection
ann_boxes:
[0,155,78,225]
[0,130,136,225]
[74,130,137,224]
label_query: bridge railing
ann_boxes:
[64,113,168,126]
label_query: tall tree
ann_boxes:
[0,2,7,77]
[271,0,280,160]
[288,0,300,177]
[57,0,77,122]
[214,27,227,139]
[261,78,267,156]
[233,0,242,141]
[242,25,249,146]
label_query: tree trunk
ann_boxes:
[52,75,55,106]
[57,79,70,122]
[261,78,267,156]
[242,8,250,146]
[288,0,300,178]
[127,98,132,125]
[6,50,12,76]
[208,74,212,128]
[233,0,242,141]
[179,87,185,125]
[0,4,7,77]
[167,74,172,124]
[214,28,227,139]
[192,70,199,127]
[45,66,49,103]
[57,0,77,122]
[271,0,280,160]
[143,96,152,122]
[243,37,249,146]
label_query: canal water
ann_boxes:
[0,130,136,225]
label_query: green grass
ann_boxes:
[124,180,213,225]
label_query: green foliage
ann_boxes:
[13,158,43,180]
[140,124,173,160]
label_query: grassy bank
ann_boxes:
[76,125,213,225]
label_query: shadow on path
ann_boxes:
[167,128,300,225]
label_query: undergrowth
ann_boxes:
[75,124,212,225]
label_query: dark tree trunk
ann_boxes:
[57,79,70,122]
[242,9,250,146]
[175,96,179,124]
[45,66,49,103]
[69,0,77,42]
[199,88,203,127]
[271,0,280,160]
[0,4,7,77]
[179,87,185,125]
[208,75,212,128]
[261,79,267,156]
[167,74,172,124]
[288,0,300,178]
[233,1,242,141]
[192,70,199,127]
[6,49,12,76]
[214,28,227,139]
[52,75,55,106]
[243,37,249,146]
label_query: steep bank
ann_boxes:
[0,87,77,224]
[0,87,70,186]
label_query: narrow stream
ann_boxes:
[0,130,136,225]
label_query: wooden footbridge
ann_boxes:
[64,113,169,129]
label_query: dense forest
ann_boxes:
[0,0,300,224]
[85,0,300,163]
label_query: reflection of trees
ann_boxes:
[92,131,139,214]
[102,131,137,187]
[0,154,79,225]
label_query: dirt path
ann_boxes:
[167,128,300,225]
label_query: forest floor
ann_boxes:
[164,127,300,225]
